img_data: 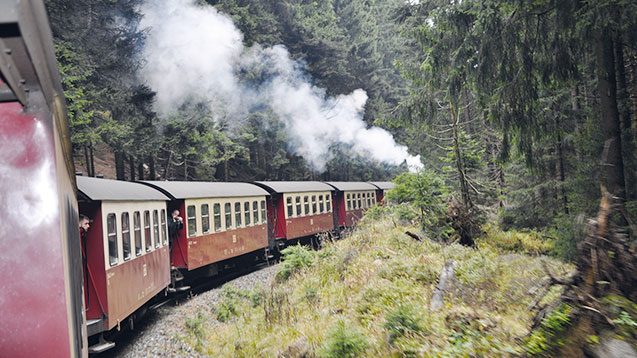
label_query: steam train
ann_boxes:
[0,1,396,355]
[77,176,393,352]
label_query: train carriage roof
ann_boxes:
[254,181,334,194]
[77,176,169,201]
[141,181,269,199]
[368,181,395,190]
[325,182,377,191]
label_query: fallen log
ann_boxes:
[430,260,456,311]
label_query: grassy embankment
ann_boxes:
[181,205,573,357]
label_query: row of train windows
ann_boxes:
[346,191,377,211]
[285,194,332,218]
[106,209,167,266]
[187,200,266,238]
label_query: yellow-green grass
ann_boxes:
[181,208,573,357]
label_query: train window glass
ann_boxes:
[326,196,332,212]
[346,193,350,210]
[187,205,197,237]
[252,201,259,224]
[311,195,317,214]
[161,209,167,245]
[134,211,142,256]
[153,210,160,248]
[372,192,376,203]
[319,195,324,213]
[295,196,301,217]
[213,203,221,231]
[107,213,118,266]
[244,202,251,225]
[358,193,362,209]
[367,193,372,207]
[121,212,131,261]
[225,203,232,229]
[303,196,309,216]
[286,196,293,218]
[234,202,242,227]
[202,204,210,233]
[260,200,266,223]
[144,211,152,251]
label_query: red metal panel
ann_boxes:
[285,213,334,240]
[105,247,170,330]
[376,189,385,205]
[171,201,188,268]
[273,194,287,239]
[187,224,268,270]
[345,209,364,227]
[0,101,75,357]
[333,191,346,226]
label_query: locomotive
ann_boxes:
[76,176,393,353]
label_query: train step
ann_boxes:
[88,337,115,354]
[167,285,190,293]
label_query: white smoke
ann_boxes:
[139,0,422,172]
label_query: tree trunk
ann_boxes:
[450,102,472,209]
[595,28,626,207]
[614,35,636,200]
[137,161,144,180]
[115,151,126,180]
[88,143,95,178]
[224,160,229,181]
[163,150,172,180]
[555,130,569,214]
[83,145,93,177]
[129,155,135,181]
[149,156,156,180]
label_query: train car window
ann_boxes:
[319,195,325,213]
[252,201,259,224]
[358,193,362,209]
[107,213,118,266]
[213,203,221,232]
[134,211,142,256]
[367,192,372,207]
[161,209,167,245]
[372,192,376,204]
[311,195,317,214]
[153,210,160,248]
[286,196,293,218]
[202,204,210,233]
[303,196,309,216]
[326,196,332,212]
[346,193,351,210]
[144,211,152,251]
[234,202,242,227]
[224,203,232,229]
[295,196,301,217]
[187,205,197,237]
[121,212,131,260]
[260,200,266,223]
[244,202,251,226]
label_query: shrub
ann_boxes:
[384,304,426,345]
[525,303,572,355]
[276,244,316,281]
[481,223,553,255]
[319,320,368,358]
[185,312,207,351]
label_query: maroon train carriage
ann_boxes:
[326,182,379,227]
[369,181,395,205]
[254,181,336,243]
[140,181,271,277]
[0,1,86,357]
[76,176,171,352]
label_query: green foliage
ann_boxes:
[319,320,368,358]
[480,224,554,256]
[276,245,316,282]
[525,304,573,355]
[384,304,426,345]
[184,312,207,352]
[387,171,450,235]
[602,295,637,339]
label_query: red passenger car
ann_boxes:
[77,176,171,351]
[369,181,395,205]
[140,181,270,274]
[0,2,85,356]
[255,181,336,243]
[326,182,379,227]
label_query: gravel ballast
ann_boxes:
[101,265,278,357]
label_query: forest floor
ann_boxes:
[177,206,575,357]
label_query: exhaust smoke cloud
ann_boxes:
[139,0,422,172]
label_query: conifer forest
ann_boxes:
[46,0,636,356]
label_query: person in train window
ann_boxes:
[79,214,91,260]
[168,209,183,246]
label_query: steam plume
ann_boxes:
[139,0,422,172]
